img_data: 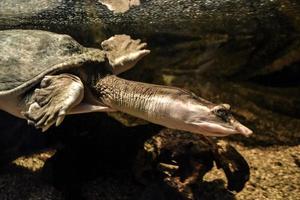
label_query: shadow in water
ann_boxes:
[0,111,239,200]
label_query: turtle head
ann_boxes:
[182,102,253,137]
[94,76,252,138]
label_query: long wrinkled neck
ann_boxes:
[94,75,213,129]
[92,75,253,137]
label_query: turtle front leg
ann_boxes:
[23,74,84,132]
[101,34,150,74]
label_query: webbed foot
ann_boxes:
[24,74,84,132]
[101,34,150,74]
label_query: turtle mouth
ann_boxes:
[187,120,253,137]
[188,122,239,137]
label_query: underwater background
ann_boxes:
[0,1,299,199]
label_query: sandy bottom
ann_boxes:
[0,142,299,200]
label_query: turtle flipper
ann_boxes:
[101,34,150,74]
[24,74,84,132]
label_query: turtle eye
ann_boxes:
[215,108,230,122]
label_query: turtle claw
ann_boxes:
[137,42,147,50]
[56,114,66,127]
[23,74,84,131]
[42,123,52,132]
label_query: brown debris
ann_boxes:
[134,129,250,199]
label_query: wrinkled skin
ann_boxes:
[95,75,252,137]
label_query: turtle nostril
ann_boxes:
[222,104,231,110]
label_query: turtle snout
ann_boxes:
[234,121,253,136]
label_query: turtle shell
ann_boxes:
[0,30,105,96]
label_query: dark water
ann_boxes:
[0,1,300,199]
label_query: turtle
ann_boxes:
[0,29,252,137]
